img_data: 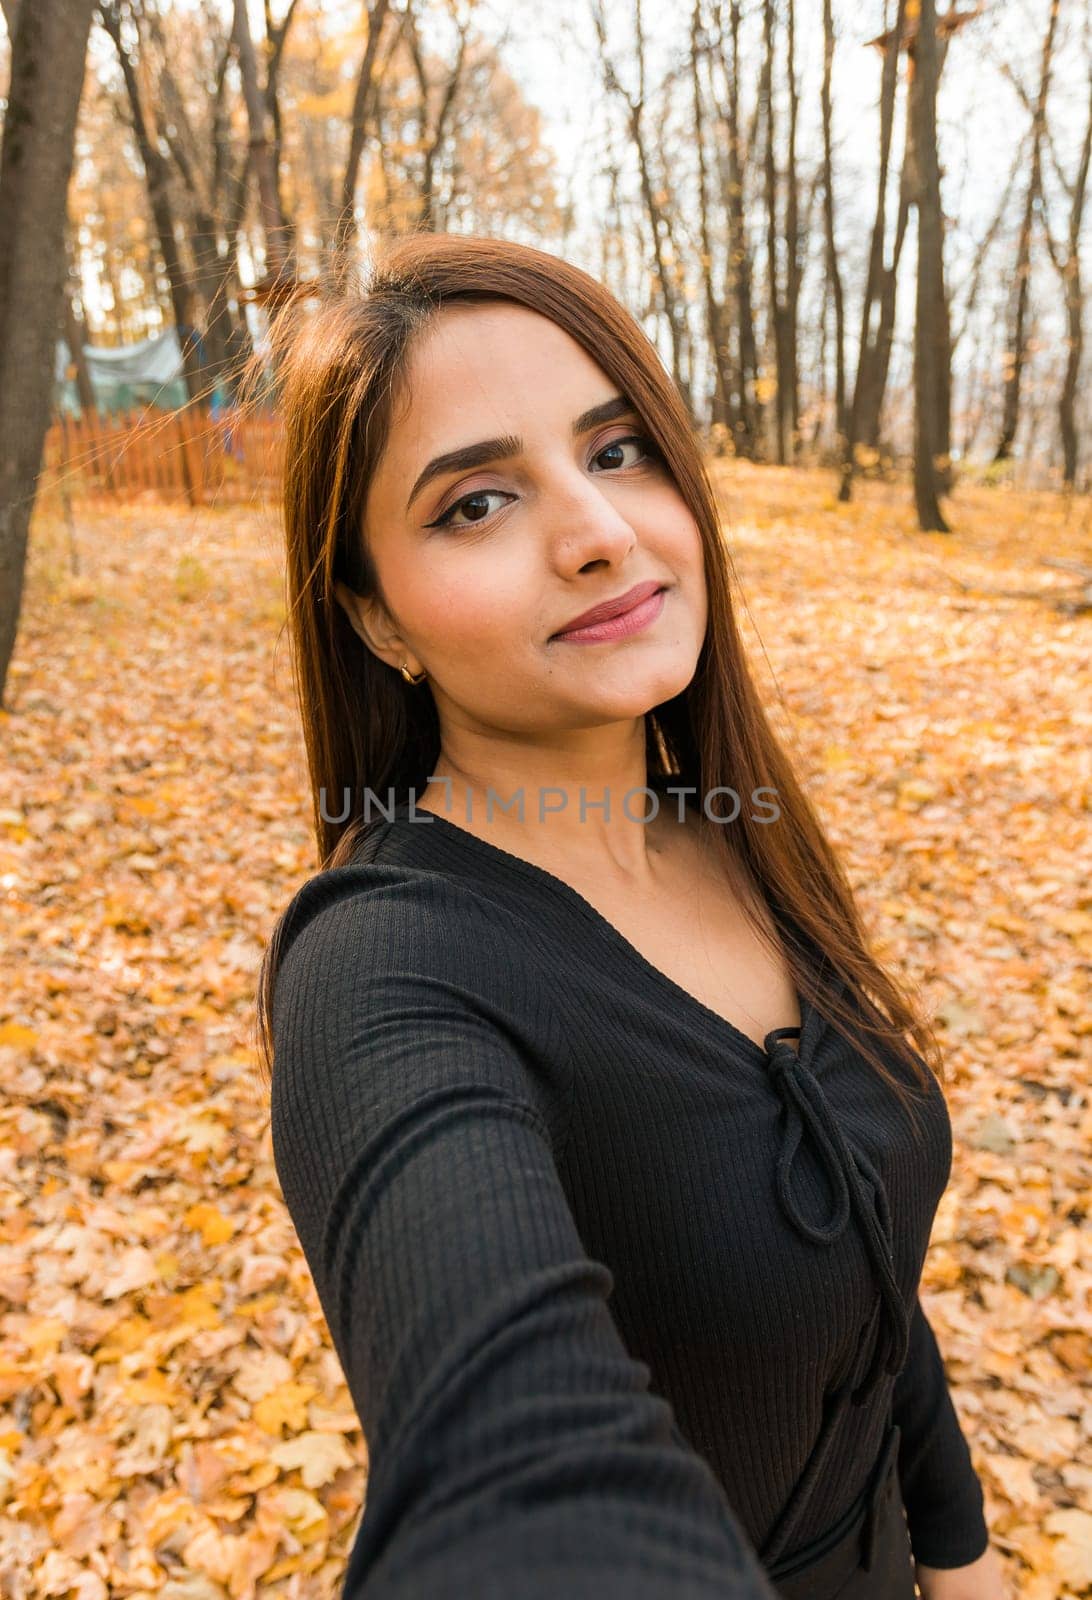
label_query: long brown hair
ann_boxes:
[252,230,942,1134]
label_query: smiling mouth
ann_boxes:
[549,585,668,643]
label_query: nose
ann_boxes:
[543,459,638,576]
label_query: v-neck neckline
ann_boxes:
[384,793,811,1066]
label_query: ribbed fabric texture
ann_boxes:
[268,800,989,1595]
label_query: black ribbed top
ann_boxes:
[268,798,989,1595]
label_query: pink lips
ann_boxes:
[551,584,667,644]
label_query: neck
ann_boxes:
[413,732,689,890]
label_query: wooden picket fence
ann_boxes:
[42,408,283,505]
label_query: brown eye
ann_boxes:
[449,493,492,523]
[593,434,659,471]
[428,488,514,531]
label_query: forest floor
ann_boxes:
[0,463,1089,1597]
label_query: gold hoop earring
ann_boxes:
[399,661,427,685]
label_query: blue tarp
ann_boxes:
[55,328,190,414]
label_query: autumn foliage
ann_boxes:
[0,463,1088,1594]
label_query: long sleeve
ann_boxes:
[891,1294,990,1568]
[269,872,778,1599]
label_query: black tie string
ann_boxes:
[762,1024,910,1406]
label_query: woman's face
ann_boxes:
[337,301,708,747]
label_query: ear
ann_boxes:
[333,580,415,674]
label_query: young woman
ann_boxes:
[255,233,1006,1600]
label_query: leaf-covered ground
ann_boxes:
[1,464,1089,1597]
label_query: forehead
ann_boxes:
[384,302,611,465]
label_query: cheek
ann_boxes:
[639,483,703,563]
[673,512,706,568]
[413,553,533,655]
[667,516,709,638]
[660,510,707,596]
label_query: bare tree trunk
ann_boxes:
[838,0,905,501]
[690,2,733,444]
[263,0,300,264]
[336,0,391,255]
[758,0,799,461]
[152,37,249,399]
[63,228,97,415]
[760,0,787,463]
[403,2,470,234]
[866,139,915,458]
[233,0,289,281]
[0,0,95,705]
[1060,285,1083,486]
[97,0,205,404]
[209,46,254,388]
[904,15,965,486]
[785,0,801,452]
[821,0,846,446]
[652,99,697,396]
[937,276,953,491]
[911,0,949,532]
[730,3,755,454]
[1050,71,1092,488]
[188,210,232,389]
[993,0,1060,463]
[593,0,691,411]
[720,0,761,457]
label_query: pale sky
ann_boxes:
[6,0,1085,450]
[471,0,1089,445]
[479,0,1085,276]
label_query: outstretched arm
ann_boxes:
[270,876,779,1598]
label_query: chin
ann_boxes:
[584,674,692,721]
[632,656,701,707]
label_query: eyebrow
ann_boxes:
[405,394,639,515]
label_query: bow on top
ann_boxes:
[761,1015,910,1406]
